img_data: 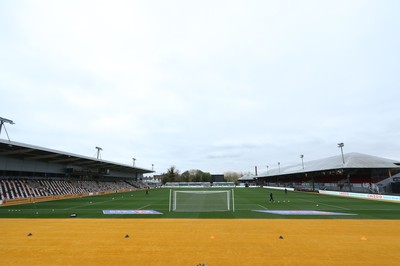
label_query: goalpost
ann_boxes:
[169,189,235,212]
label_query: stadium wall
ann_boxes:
[319,190,400,203]
[263,186,295,191]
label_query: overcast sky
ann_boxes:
[1,0,400,175]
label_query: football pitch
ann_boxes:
[1,188,399,219]
[1,188,400,265]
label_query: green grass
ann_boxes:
[1,188,399,219]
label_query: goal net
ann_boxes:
[169,190,234,212]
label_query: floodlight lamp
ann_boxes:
[0,117,15,125]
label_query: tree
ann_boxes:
[200,171,211,182]
[180,169,211,182]
[224,171,241,185]
[180,170,191,182]
[161,166,180,184]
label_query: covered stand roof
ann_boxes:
[258,152,400,178]
[0,139,153,175]
[239,173,256,181]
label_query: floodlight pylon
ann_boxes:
[0,117,15,141]
[95,146,103,159]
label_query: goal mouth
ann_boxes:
[169,190,235,212]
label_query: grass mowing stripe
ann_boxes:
[63,197,118,210]
[1,188,399,219]
[298,198,351,210]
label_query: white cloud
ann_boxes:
[1,0,400,174]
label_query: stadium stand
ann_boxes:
[0,139,153,204]
[0,177,139,201]
[253,153,400,194]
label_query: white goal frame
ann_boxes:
[169,189,235,212]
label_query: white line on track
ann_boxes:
[257,204,268,209]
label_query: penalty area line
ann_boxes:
[299,198,350,210]
[138,204,151,210]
